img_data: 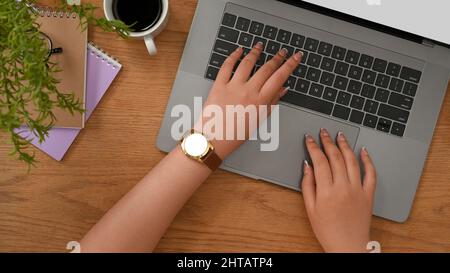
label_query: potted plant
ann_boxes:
[0,0,129,168]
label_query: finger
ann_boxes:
[215,47,243,84]
[319,128,349,184]
[305,134,333,189]
[336,132,362,186]
[233,42,264,82]
[249,48,287,90]
[361,147,377,202]
[259,51,303,103]
[301,160,316,212]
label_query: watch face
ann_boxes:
[183,133,209,157]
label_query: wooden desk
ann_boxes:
[1,0,450,253]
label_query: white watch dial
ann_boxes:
[184,133,208,157]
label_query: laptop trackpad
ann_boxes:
[223,105,360,190]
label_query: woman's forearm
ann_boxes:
[80,145,212,252]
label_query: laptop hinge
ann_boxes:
[422,39,435,48]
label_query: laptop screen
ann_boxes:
[283,0,450,46]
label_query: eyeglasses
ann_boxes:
[39,31,63,63]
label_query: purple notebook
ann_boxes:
[17,42,122,161]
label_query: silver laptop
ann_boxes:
[157,0,450,222]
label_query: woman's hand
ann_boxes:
[195,43,303,159]
[302,128,377,253]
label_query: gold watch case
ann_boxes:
[180,129,215,163]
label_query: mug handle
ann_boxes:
[144,35,158,55]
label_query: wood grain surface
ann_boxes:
[0,0,449,253]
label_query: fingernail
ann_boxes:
[305,134,314,143]
[320,128,329,137]
[293,51,303,61]
[278,48,288,57]
[255,42,264,49]
[362,146,368,155]
[304,160,310,168]
[338,131,346,141]
[280,87,289,98]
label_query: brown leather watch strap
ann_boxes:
[203,149,222,171]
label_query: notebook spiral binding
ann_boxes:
[33,5,78,19]
[88,42,122,70]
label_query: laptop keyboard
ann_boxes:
[205,12,423,138]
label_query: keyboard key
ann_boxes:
[321,57,336,72]
[389,78,404,93]
[318,42,333,56]
[307,53,322,68]
[291,34,305,48]
[281,91,334,115]
[295,79,311,93]
[282,45,295,57]
[378,104,410,123]
[323,87,338,102]
[205,66,219,80]
[252,37,268,50]
[386,62,401,77]
[320,71,335,86]
[306,67,321,82]
[331,46,346,60]
[336,91,351,106]
[389,92,414,110]
[222,13,237,28]
[347,80,362,94]
[345,50,360,65]
[236,17,250,31]
[375,88,390,103]
[376,118,392,133]
[209,53,227,68]
[359,54,374,69]
[263,25,278,39]
[293,64,308,78]
[256,52,266,66]
[284,76,297,89]
[362,70,376,84]
[350,95,365,110]
[400,67,422,83]
[363,114,378,128]
[241,47,251,59]
[238,32,254,47]
[403,82,418,97]
[310,83,324,98]
[349,110,364,124]
[249,21,264,36]
[375,74,390,88]
[361,84,376,99]
[348,65,363,80]
[305,38,319,52]
[218,26,239,43]
[364,100,379,114]
[334,76,349,90]
[373,58,388,73]
[214,39,238,56]
[266,40,281,55]
[334,61,349,76]
[266,54,274,62]
[333,104,351,120]
[391,122,406,137]
[277,29,292,44]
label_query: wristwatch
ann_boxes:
[180,129,222,171]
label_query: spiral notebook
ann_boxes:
[34,6,87,128]
[17,43,122,161]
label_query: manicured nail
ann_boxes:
[255,42,264,49]
[293,51,303,61]
[320,128,329,137]
[362,146,368,155]
[280,87,289,98]
[338,131,346,141]
[304,160,310,169]
[278,48,288,57]
[305,134,315,143]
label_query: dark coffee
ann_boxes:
[112,0,163,32]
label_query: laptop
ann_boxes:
[157,0,450,222]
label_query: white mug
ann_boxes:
[103,0,169,55]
